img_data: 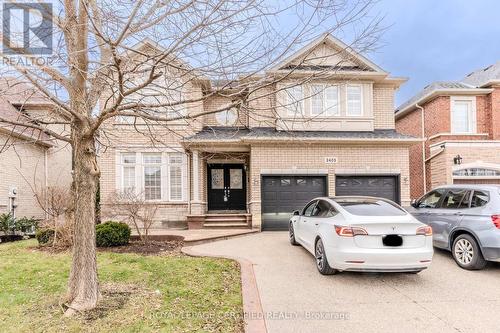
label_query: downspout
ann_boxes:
[44,148,49,219]
[415,103,427,193]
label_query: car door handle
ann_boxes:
[454,212,464,216]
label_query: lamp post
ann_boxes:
[453,154,463,165]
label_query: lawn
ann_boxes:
[0,240,243,333]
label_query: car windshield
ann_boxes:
[332,198,407,216]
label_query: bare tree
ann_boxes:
[105,190,158,245]
[0,0,383,314]
[35,186,74,247]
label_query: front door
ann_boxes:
[207,164,246,211]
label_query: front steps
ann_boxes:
[204,213,252,229]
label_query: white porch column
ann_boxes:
[192,150,200,201]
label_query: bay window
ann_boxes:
[119,151,186,201]
[121,153,136,192]
[311,84,339,116]
[143,154,162,200]
[285,86,304,116]
[346,85,363,116]
[168,153,183,201]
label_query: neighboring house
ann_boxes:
[99,33,418,231]
[0,81,72,219]
[395,61,500,199]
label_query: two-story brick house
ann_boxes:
[100,33,418,231]
[0,80,72,219]
[395,61,500,199]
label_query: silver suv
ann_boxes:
[409,185,500,270]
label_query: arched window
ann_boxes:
[453,168,500,177]
[453,162,500,179]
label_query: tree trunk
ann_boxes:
[65,135,101,314]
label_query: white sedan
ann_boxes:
[289,196,434,275]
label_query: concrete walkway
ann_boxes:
[190,231,500,333]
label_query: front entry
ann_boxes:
[207,164,246,211]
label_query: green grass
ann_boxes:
[0,240,243,333]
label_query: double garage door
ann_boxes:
[261,175,399,231]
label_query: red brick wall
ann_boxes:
[395,109,424,199]
[396,92,497,199]
[490,87,500,140]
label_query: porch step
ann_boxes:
[203,222,250,229]
[203,213,251,229]
[205,217,248,223]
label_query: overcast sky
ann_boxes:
[366,0,500,107]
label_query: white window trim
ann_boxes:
[309,84,340,117]
[284,85,304,117]
[346,84,364,117]
[143,153,163,201]
[116,150,187,203]
[450,96,477,134]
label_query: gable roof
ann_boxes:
[269,33,387,73]
[396,60,500,118]
[127,38,211,89]
[0,97,52,146]
[462,61,500,87]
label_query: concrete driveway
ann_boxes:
[190,231,500,333]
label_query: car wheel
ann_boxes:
[315,238,337,275]
[452,234,487,270]
[289,223,298,246]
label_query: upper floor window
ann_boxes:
[346,85,363,116]
[451,97,475,133]
[216,108,238,126]
[311,84,339,117]
[284,86,304,116]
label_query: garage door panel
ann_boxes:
[278,191,293,200]
[335,175,399,204]
[262,175,327,231]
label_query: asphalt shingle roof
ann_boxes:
[395,81,473,113]
[462,61,500,87]
[185,127,417,142]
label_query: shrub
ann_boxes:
[36,228,55,245]
[0,213,16,235]
[96,221,131,247]
[16,217,39,234]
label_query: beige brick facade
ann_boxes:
[0,132,48,219]
[98,34,414,230]
[248,143,410,228]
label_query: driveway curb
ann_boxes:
[182,246,267,333]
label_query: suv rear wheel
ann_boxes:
[452,234,487,270]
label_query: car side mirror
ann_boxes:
[410,199,419,208]
[293,210,300,216]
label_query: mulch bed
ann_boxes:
[31,240,184,255]
[98,240,184,255]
